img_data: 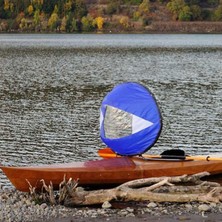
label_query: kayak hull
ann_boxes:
[1,157,222,192]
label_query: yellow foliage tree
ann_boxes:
[31,0,44,5]
[16,12,25,25]
[119,16,130,29]
[138,0,150,15]
[95,16,104,30]
[48,5,59,31]
[133,11,141,21]
[4,0,13,12]
[64,0,72,13]
[19,18,28,30]
[48,12,59,30]
[4,0,10,10]
[27,5,34,15]
[60,16,67,31]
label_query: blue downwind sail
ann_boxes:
[100,82,162,156]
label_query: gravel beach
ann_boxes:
[1,187,222,222]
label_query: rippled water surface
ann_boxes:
[0,34,222,187]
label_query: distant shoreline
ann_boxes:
[1,21,222,34]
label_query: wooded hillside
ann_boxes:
[0,0,222,33]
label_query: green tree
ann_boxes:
[64,13,80,32]
[167,0,186,20]
[74,0,88,18]
[33,9,40,26]
[178,5,192,21]
[207,0,219,7]
[71,18,80,31]
[42,0,57,14]
[81,15,94,31]
[190,5,201,20]
[106,0,122,15]
[214,5,222,20]
[201,9,213,20]
[31,0,43,11]
[65,13,73,32]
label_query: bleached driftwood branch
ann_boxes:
[28,172,222,207]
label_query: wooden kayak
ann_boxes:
[1,156,222,192]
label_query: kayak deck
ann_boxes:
[1,157,222,192]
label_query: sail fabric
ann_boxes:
[100,82,162,156]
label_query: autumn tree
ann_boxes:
[138,0,150,15]
[48,5,59,31]
[94,16,104,30]
[19,17,28,30]
[27,4,34,15]
[15,12,25,26]
[64,0,72,14]
[4,0,13,11]
[39,12,47,30]
[119,16,130,29]
[3,0,14,18]
[133,0,150,21]
[60,15,67,31]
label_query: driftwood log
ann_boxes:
[28,172,222,207]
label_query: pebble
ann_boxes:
[102,201,112,209]
[198,204,211,212]
[0,189,222,222]
[147,202,157,208]
[126,207,134,213]
[185,204,193,211]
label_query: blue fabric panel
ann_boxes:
[100,82,162,156]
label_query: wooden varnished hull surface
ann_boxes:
[1,157,222,192]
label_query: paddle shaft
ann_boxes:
[98,148,222,161]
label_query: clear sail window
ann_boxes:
[104,105,132,138]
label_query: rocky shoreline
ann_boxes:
[1,186,222,222]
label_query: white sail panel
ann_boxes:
[132,115,153,134]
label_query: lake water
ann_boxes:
[0,34,221,187]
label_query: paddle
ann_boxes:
[98,148,222,161]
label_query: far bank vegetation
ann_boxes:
[1,0,222,33]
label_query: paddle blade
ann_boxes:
[98,148,116,158]
[100,82,162,156]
